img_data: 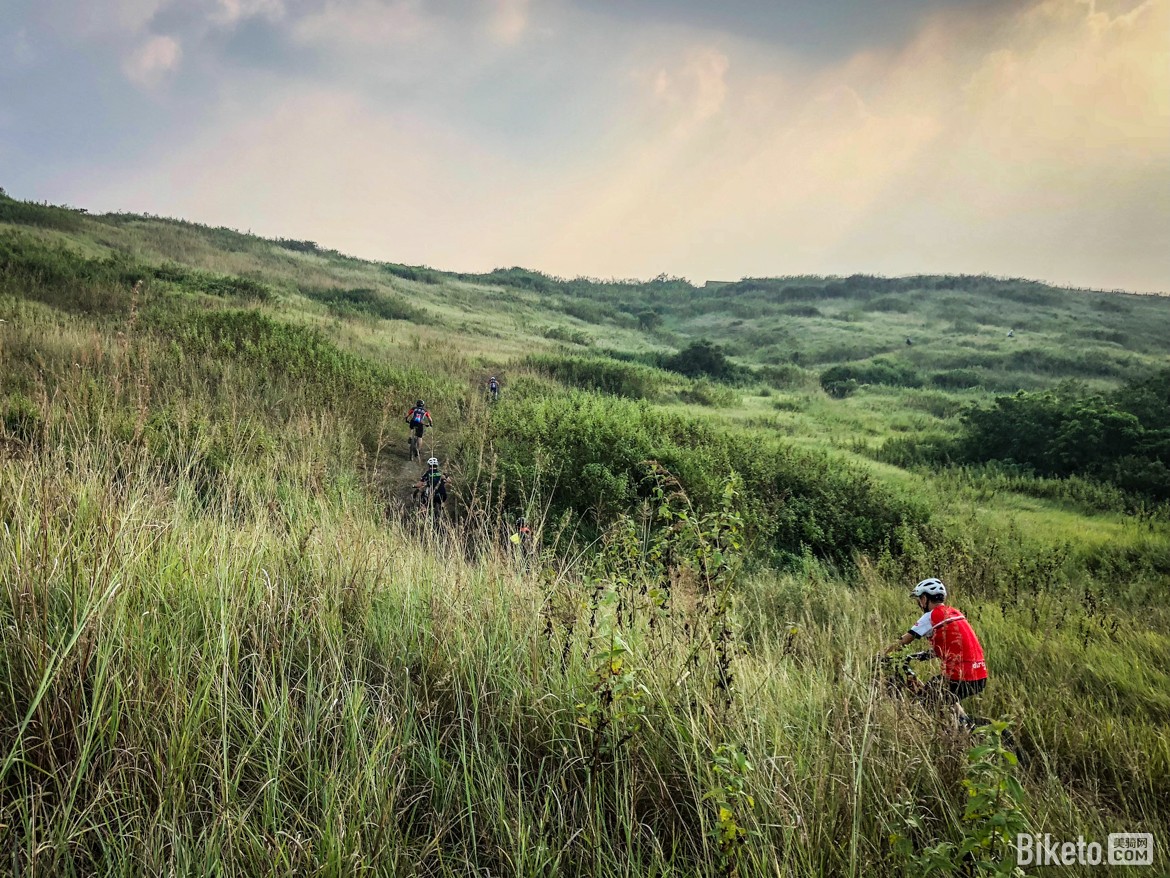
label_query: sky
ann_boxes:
[1,0,1168,291]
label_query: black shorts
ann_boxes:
[412,423,425,438]
[925,675,986,704]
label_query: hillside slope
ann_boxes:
[1,192,1168,877]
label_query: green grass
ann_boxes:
[1,191,1168,875]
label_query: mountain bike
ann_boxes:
[879,651,989,732]
[408,426,425,461]
[879,651,1027,765]
[413,481,448,519]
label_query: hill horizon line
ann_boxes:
[2,186,1164,298]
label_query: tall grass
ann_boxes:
[2,194,1169,875]
[3,415,1166,874]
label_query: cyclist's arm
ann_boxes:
[885,610,936,656]
[883,631,919,656]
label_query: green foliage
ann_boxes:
[953,372,1170,500]
[894,722,1028,877]
[539,325,593,345]
[863,295,912,313]
[576,598,648,760]
[477,389,931,565]
[663,339,749,383]
[152,263,273,301]
[143,305,447,449]
[678,379,739,408]
[0,232,141,315]
[1,393,43,445]
[930,369,984,390]
[0,193,87,232]
[302,285,428,322]
[637,309,662,331]
[705,744,756,875]
[272,237,321,254]
[524,353,667,399]
[820,359,923,397]
[382,262,442,284]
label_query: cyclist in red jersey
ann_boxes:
[883,577,988,706]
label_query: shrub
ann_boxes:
[931,369,984,390]
[540,325,593,346]
[475,390,931,565]
[0,193,86,232]
[524,354,665,399]
[382,263,442,284]
[861,295,911,313]
[820,359,922,396]
[677,380,738,408]
[302,285,428,322]
[153,264,273,301]
[779,304,822,317]
[0,232,140,315]
[663,340,750,383]
[756,363,813,390]
[943,370,1170,501]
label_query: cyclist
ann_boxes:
[510,515,533,553]
[405,399,432,459]
[414,457,450,513]
[883,578,988,713]
[488,376,500,401]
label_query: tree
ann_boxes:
[663,340,740,381]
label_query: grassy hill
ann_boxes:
[1,191,1168,876]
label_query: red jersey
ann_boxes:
[910,605,988,682]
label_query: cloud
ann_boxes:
[212,0,285,25]
[490,0,531,44]
[16,0,1168,291]
[110,0,169,33]
[520,0,1169,288]
[648,47,730,128]
[122,34,182,87]
[291,0,432,49]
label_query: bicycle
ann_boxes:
[878,651,990,732]
[879,651,1028,767]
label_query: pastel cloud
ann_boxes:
[7,0,1167,291]
[122,34,182,87]
[490,0,531,44]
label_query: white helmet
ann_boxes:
[427,457,439,467]
[913,578,946,599]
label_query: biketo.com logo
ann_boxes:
[1016,833,1155,867]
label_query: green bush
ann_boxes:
[946,370,1170,500]
[756,363,813,390]
[540,325,593,346]
[820,359,922,396]
[861,295,911,313]
[930,369,984,390]
[677,380,738,408]
[153,264,273,301]
[302,285,427,322]
[0,193,86,232]
[0,232,141,315]
[382,263,442,284]
[143,305,450,449]
[524,354,666,399]
[663,340,750,383]
[476,390,931,565]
